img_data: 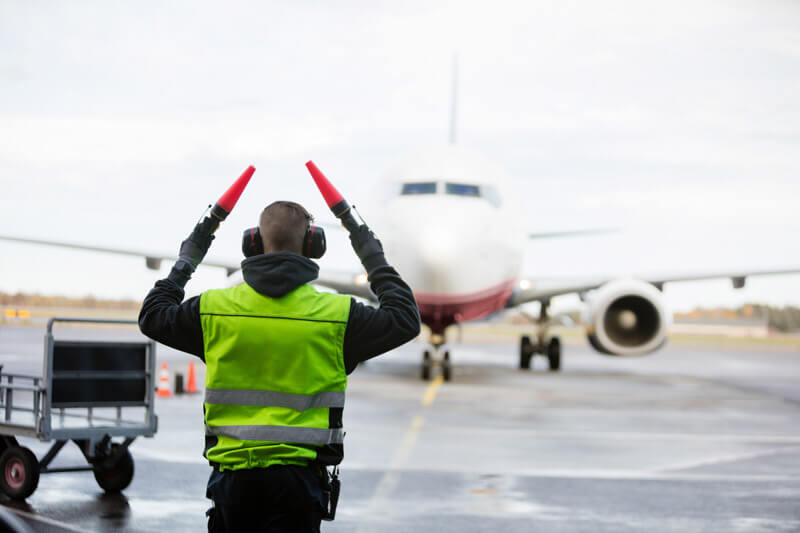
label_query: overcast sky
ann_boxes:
[1,0,799,312]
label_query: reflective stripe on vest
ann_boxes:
[205,425,345,445]
[205,388,345,410]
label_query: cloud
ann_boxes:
[1,0,800,306]
[0,116,345,176]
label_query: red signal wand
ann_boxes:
[168,165,256,287]
[305,161,364,234]
[208,165,256,226]
[191,165,256,240]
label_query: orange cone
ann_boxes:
[157,362,172,398]
[186,361,198,394]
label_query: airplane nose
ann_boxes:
[382,197,513,296]
[415,227,465,294]
[419,229,453,267]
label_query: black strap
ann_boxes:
[321,466,340,521]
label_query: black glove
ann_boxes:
[178,223,215,270]
[167,218,216,288]
[349,225,384,269]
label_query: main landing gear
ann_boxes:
[519,299,562,372]
[421,333,452,382]
[520,335,561,371]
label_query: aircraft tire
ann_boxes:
[0,446,40,500]
[442,351,452,382]
[519,336,533,370]
[421,350,432,381]
[547,338,561,371]
[93,444,134,493]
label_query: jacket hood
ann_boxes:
[240,252,319,297]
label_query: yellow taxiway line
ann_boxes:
[356,374,446,528]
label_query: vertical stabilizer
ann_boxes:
[449,53,458,145]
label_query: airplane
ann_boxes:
[3,143,800,383]
[314,144,800,380]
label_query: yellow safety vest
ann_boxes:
[200,282,350,471]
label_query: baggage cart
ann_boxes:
[0,318,158,499]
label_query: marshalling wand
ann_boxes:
[305,161,365,234]
[201,165,256,234]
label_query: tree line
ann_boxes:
[677,303,800,333]
[745,304,800,333]
[0,291,140,310]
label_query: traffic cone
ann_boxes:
[157,362,172,398]
[186,361,199,394]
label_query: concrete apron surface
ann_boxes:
[0,325,798,532]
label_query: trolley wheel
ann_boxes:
[94,444,134,493]
[442,351,452,382]
[421,350,432,381]
[0,446,40,500]
[547,337,562,371]
[519,336,533,370]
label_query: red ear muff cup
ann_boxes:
[242,227,264,258]
[303,225,326,259]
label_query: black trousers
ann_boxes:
[206,465,325,533]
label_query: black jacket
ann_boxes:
[138,251,420,374]
[139,250,419,508]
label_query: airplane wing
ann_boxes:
[316,220,347,232]
[0,234,241,275]
[506,267,800,307]
[0,233,375,300]
[527,228,616,240]
[314,271,376,302]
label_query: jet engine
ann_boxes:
[583,279,671,356]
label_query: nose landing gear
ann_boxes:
[420,333,452,382]
[422,350,432,380]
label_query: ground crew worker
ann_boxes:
[138,200,420,532]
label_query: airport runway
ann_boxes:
[0,324,798,532]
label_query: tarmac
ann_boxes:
[0,323,798,532]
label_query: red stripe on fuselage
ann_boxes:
[415,278,516,334]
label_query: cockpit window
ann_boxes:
[445,183,481,197]
[401,182,437,195]
[482,185,502,208]
[398,181,501,207]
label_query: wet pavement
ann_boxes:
[0,324,798,532]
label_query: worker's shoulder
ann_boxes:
[198,284,248,313]
[293,284,351,320]
[299,283,349,300]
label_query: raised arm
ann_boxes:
[342,225,420,374]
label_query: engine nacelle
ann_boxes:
[583,279,671,356]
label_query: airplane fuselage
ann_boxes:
[365,146,526,333]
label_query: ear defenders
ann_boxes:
[242,225,326,259]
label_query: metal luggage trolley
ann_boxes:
[0,318,158,499]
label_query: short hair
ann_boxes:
[259,201,313,254]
